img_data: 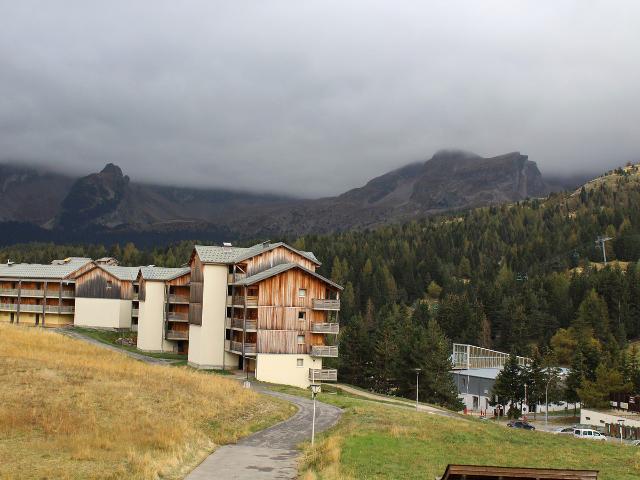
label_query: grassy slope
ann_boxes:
[0,324,293,480]
[269,387,640,480]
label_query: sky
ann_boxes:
[1,1,639,198]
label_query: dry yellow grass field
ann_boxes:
[0,324,293,480]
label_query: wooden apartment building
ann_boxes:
[136,266,191,353]
[0,257,93,327]
[188,242,342,388]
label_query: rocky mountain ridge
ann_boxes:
[0,150,569,245]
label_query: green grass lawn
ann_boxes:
[270,385,640,480]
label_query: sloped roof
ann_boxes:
[194,242,320,266]
[233,262,342,290]
[98,265,140,281]
[140,266,190,281]
[0,257,92,280]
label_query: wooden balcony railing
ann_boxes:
[309,368,338,382]
[227,272,247,283]
[227,295,258,307]
[167,312,189,322]
[131,308,139,317]
[312,299,340,311]
[0,303,17,312]
[225,340,257,355]
[311,323,339,334]
[0,288,75,298]
[46,305,74,314]
[310,345,339,357]
[167,294,189,304]
[165,330,189,340]
[225,317,257,331]
[0,289,19,296]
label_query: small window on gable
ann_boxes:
[296,358,304,367]
[298,288,307,298]
[106,280,113,290]
[297,334,305,345]
[298,311,306,320]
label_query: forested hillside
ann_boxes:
[2,165,640,407]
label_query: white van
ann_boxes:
[574,428,607,441]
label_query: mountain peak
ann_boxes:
[100,163,124,176]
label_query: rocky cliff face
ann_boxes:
[0,150,555,244]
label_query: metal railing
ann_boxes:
[309,368,338,382]
[310,345,339,357]
[0,303,17,312]
[0,288,75,298]
[165,330,189,340]
[0,289,19,296]
[131,308,139,317]
[311,323,339,334]
[167,312,189,322]
[312,299,340,310]
[0,303,74,314]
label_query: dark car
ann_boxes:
[507,420,535,430]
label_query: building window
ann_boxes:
[298,311,306,320]
[106,280,112,290]
[297,335,305,345]
[296,358,304,367]
[298,288,306,298]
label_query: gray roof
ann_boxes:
[0,257,92,280]
[233,262,343,290]
[194,242,320,266]
[99,265,140,281]
[140,266,190,281]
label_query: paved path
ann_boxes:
[185,388,342,480]
[57,329,342,479]
[57,328,177,365]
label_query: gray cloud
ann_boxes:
[1,1,639,197]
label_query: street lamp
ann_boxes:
[617,419,625,444]
[310,383,321,445]
[413,368,422,411]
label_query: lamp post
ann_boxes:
[310,382,321,445]
[617,419,625,444]
[413,368,422,411]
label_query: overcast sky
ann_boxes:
[1,1,639,197]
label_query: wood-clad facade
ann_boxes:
[75,266,135,300]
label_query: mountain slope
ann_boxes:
[1,150,553,244]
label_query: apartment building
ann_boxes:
[0,257,93,327]
[188,242,342,388]
[136,266,191,353]
[74,264,140,329]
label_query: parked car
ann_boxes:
[507,420,535,430]
[555,426,576,435]
[573,428,607,441]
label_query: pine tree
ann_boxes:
[491,354,524,418]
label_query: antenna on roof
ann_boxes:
[6,259,14,266]
[262,240,270,247]
[223,242,233,247]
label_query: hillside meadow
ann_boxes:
[292,388,640,480]
[0,324,293,480]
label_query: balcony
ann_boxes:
[0,289,18,297]
[167,312,189,322]
[225,340,257,355]
[165,330,189,341]
[309,368,338,382]
[45,305,74,314]
[227,272,247,283]
[227,295,258,307]
[131,308,139,317]
[310,345,339,357]
[312,299,340,311]
[311,323,339,334]
[167,294,189,304]
[225,317,257,331]
[0,303,17,312]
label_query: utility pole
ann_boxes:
[595,235,613,265]
[413,368,422,411]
